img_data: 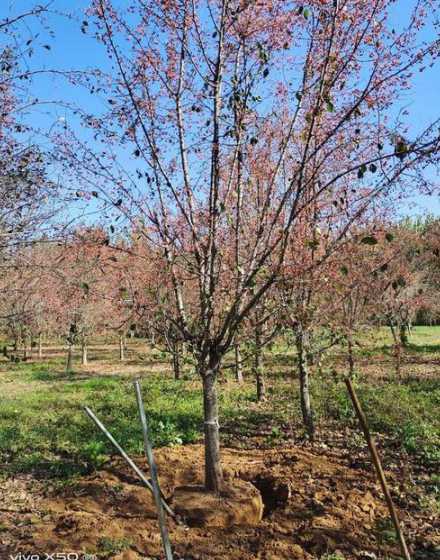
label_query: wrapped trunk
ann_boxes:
[199,354,222,494]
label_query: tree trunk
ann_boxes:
[81,339,88,366]
[66,343,74,373]
[399,323,409,348]
[253,324,265,401]
[119,333,125,361]
[394,341,402,379]
[172,341,181,380]
[234,341,243,383]
[347,333,355,377]
[201,358,222,494]
[23,337,28,361]
[295,329,315,440]
[389,323,402,379]
[38,332,43,359]
[29,335,33,357]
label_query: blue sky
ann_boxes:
[2,0,440,218]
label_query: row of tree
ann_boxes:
[2,216,439,429]
[1,0,440,493]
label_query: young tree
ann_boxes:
[411,218,440,327]
[54,0,440,493]
[53,228,116,371]
[327,227,396,376]
[376,227,425,378]
[278,212,341,440]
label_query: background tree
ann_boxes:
[0,4,59,253]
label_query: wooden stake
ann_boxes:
[345,378,411,560]
[134,380,174,560]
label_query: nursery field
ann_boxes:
[3,2,440,560]
[0,328,439,560]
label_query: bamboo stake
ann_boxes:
[84,406,176,519]
[134,380,173,560]
[345,378,411,560]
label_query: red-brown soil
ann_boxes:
[2,444,438,559]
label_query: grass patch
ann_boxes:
[0,361,203,477]
[96,536,133,558]
[1,329,439,478]
[314,377,440,465]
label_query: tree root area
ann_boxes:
[0,444,438,559]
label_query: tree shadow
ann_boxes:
[401,376,440,392]
[407,342,440,354]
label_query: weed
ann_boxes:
[97,536,132,557]
[265,425,284,445]
[374,518,397,545]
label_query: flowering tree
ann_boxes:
[374,227,425,377]
[0,3,64,354]
[409,217,440,327]
[0,240,61,360]
[0,4,58,253]
[50,228,115,371]
[331,223,426,378]
[54,0,440,492]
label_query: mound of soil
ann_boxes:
[172,479,263,527]
[0,444,438,559]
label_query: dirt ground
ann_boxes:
[1,444,439,560]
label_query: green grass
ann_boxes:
[0,357,258,477]
[96,537,133,558]
[356,325,440,355]
[0,365,204,476]
[0,328,439,478]
[314,377,440,464]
